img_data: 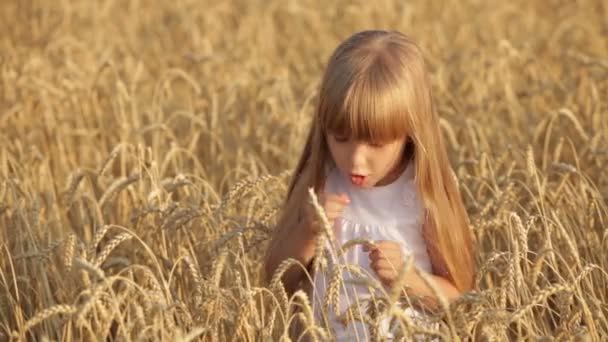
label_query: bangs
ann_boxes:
[321,61,413,143]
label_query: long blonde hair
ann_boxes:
[269,30,475,292]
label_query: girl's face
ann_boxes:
[326,133,409,188]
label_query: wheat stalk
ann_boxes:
[18,305,77,336]
[74,257,105,280]
[63,233,77,271]
[94,232,132,267]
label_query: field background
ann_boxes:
[1,0,607,340]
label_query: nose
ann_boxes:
[350,142,369,170]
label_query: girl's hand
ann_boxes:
[303,192,350,234]
[364,240,411,288]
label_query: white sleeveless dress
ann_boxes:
[310,160,438,340]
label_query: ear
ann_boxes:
[422,210,450,278]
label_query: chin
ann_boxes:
[358,181,375,188]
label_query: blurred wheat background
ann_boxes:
[0,0,607,340]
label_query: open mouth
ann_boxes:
[350,174,367,186]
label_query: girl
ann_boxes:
[263,30,476,340]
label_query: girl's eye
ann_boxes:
[369,141,385,148]
[333,134,349,142]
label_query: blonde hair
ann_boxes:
[268,30,476,292]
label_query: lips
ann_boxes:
[350,174,367,186]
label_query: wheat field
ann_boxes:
[0,0,607,340]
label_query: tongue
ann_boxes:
[351,175,365,186]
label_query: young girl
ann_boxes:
[263,30,476,340]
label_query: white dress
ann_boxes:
[310,160,438,341]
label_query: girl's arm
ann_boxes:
[264,193,349,295]
[263,217,318,296]
[400,212,467,313]
[399,268,461,313]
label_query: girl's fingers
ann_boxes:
[325,196,349,216]
[325,201,349,213]
[364,241,400,252]
[371,259,402,271]
[325,207,343,217]
[339,193,350,202]
[367,244,400,257]
[325,204,347,215]
[373,240,401,251]
[322,194,350,222]
[369,250,401,263]
[377,270,398,285]
[325,193,350,205]
[306,192,348,216]
[330,204,348,212]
